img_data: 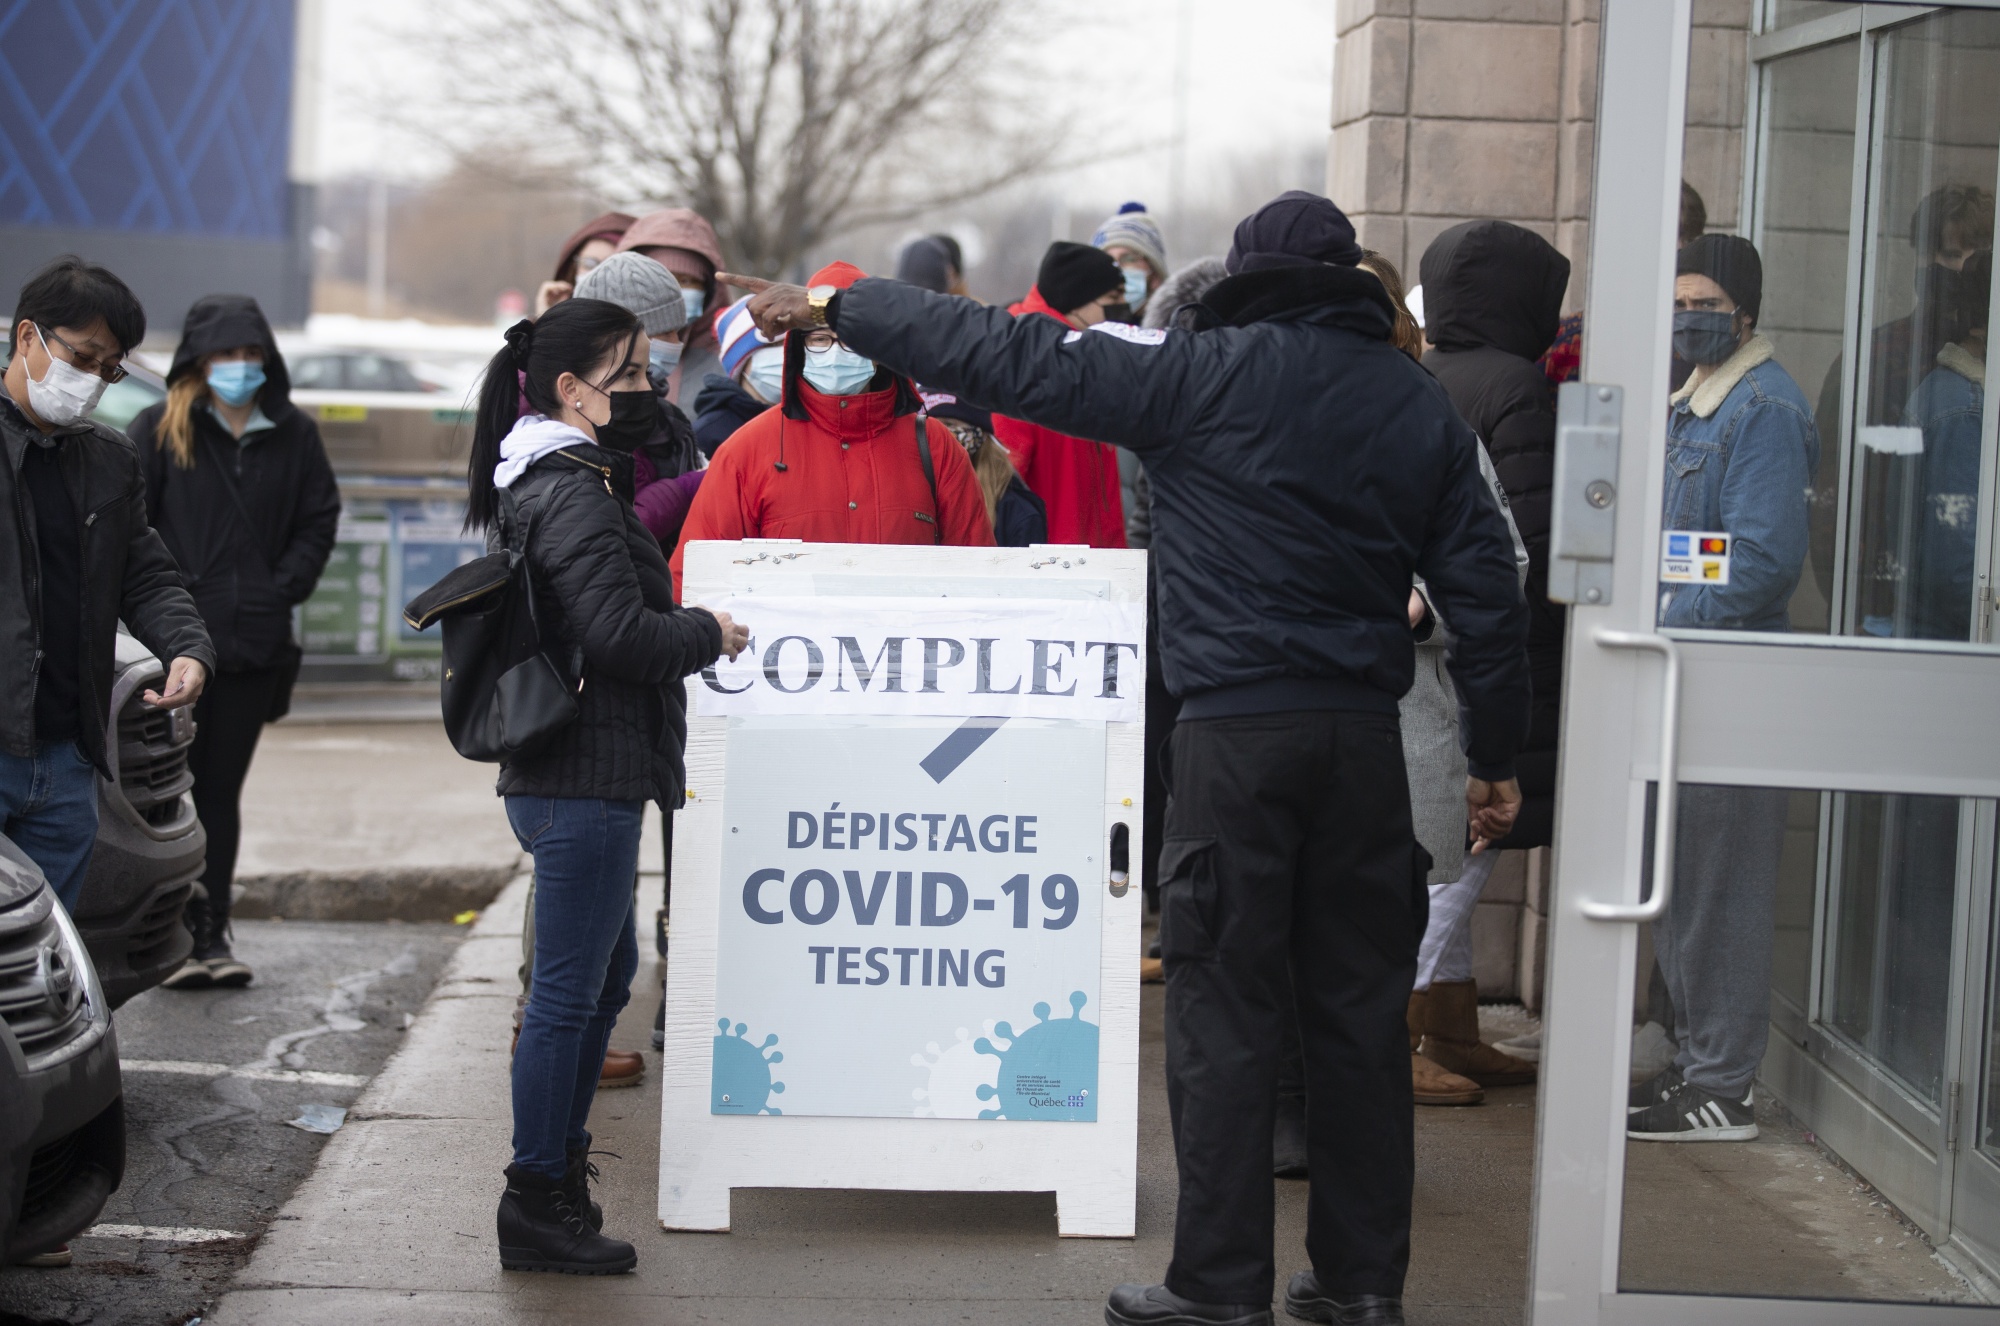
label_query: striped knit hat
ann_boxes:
[714,295,774,378]
[1092,202,1168,279]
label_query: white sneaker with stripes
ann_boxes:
[1626,1079,1758,1143]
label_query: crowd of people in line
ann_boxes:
[2,164,1989,1324]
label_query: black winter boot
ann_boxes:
[161,894,213,990]
[497,1164,634,1274]
[562,1147,604,1231]
[1283,1271,1402,1324]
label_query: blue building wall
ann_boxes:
[0,0,309,331]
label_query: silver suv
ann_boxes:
[0,833,123,1262]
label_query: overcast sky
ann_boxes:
[310,0,1336,205]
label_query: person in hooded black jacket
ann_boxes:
[725,191,1531,1326]
[1419,220,1570,854]
[129,296,341,989]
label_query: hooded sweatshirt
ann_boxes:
[1419,219,1569,848]
[553,212,636,282]
[669,262,994,598]
[128,295,342,672]
[619,210,727,404]
[992,286,1128,548]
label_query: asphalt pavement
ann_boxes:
[0,918,464,1326]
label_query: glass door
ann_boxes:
[1528,2,2000,1322]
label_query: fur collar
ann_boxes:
[1671,334,1775,419]
[1939,340,1986,386]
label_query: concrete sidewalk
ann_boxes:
[205,871,1967,1324]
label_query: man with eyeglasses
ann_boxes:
[0,256,213,911]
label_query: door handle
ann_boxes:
[1580,629,1682,923]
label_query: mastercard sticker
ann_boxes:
[1661,530,1730,585]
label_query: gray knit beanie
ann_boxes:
[575,250,688,336]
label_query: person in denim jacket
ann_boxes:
[1904,249,1989,642]
[1631,234,1816,1146]
[1658,235,1820,633]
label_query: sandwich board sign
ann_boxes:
[661,540,1147,1237]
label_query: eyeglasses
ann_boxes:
[803,331,844,352]
[39,326,127,383]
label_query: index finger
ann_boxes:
[718,272,776,293]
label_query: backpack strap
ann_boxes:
[914,411,942,546]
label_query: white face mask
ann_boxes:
[743,345,786,403]
[25,326,109,426]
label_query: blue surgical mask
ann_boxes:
[743,346,786,404]
[1121,265,1150,309]
[682,288,706,322]
[1671,309,1739,366]
[647,339,682,391]
[207,360,266,407]
[802,343,877,396]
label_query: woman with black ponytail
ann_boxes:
[467,298,748,1275]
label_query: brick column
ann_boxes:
[1329,0,1750,314]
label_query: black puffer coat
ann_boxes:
[496,444,723,806]
[1420,221,1568,846]
[832,265,1531,780]
[130,296,341,672]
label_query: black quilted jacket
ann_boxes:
[494,444,723,806]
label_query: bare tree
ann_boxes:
[422,0,1061,277]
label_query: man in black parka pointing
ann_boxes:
[728,193,1530,1326]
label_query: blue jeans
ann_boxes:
[0,739,100,910]
[506,795,643,1179]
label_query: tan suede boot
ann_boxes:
[1409,990,1483,1105]
[1420,978,1537,1087]
[1413,1052,1484,1106]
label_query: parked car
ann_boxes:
[0,833,123,1265]
[72,634,206,1009]
[288,349,440,393]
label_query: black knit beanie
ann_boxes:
[1226,190,1363,274]
[1037,241,1122,316]
[1676,234,1763,324]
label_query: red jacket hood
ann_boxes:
[1012,286,1070,324]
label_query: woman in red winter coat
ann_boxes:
[669,261,992,597]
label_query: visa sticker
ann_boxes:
[1661,530,1730,585]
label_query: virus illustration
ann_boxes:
[711,1018,786,1115]
[974,991,1099,1122]
[910,1021,1002,1119]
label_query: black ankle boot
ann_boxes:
[562,1147,604,1231]
[1283,1271,1402,1325]
[497,1164,634,1274]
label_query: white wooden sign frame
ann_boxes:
[660,540,1146,1238]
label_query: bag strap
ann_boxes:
[914,411,942,546]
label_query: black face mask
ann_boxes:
[594,389,658,452]
[1099,302,1136,325]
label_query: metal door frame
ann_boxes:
[1527,2,2000,1321]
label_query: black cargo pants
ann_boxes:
[1159,710,1426,1306]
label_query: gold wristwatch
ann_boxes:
[806,284,838,328]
